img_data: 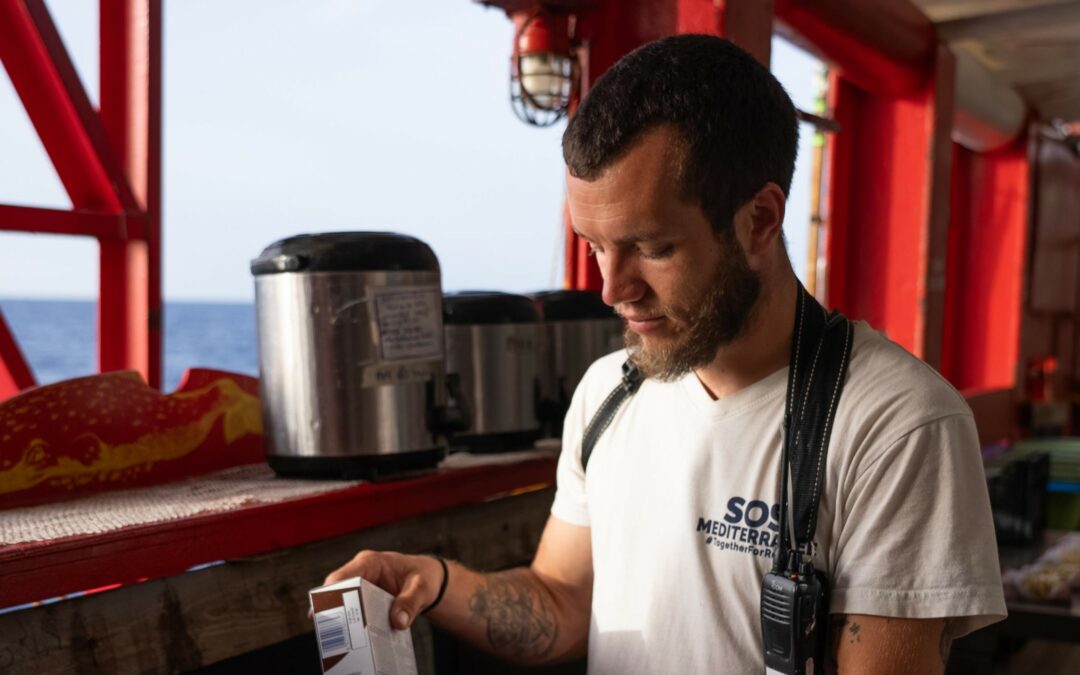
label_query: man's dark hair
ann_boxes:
[563,34,798,235]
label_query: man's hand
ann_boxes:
[318,516,593,665]
[830,614,949,674]
[323,551,444,630]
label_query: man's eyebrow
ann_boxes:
[572,228,669,245]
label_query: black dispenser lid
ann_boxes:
[531,290,617,321]
[443,291,541,325]
[251,232,439,276]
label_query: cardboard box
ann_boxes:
[309,576,419,675]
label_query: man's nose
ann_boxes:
[599,251,644,307]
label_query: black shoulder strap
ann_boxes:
[580,359,643,472]
[781,285,854,550]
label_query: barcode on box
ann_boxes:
[315,606,350,658]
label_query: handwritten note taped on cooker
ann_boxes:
[374,287,442,363]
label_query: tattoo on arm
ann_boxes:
[829,614,952,671]
[830,615,861,644]
[847,620,862,644]
[468,574,560,661]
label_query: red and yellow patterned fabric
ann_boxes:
[0,368,264,509]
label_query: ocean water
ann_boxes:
[0,299,259,392]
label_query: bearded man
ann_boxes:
[323,35,1006,673]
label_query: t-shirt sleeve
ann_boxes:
[829,413,1007,638]
[549,373,592,527]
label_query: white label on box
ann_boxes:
[373,287,442,363]
[344,589,369,651]
[315,606,351,659]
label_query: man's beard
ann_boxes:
[623,231,761,381]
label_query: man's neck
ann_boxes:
[693,271,798,400]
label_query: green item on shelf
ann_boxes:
[1048,492,1080,531]
[1009,438,1080,484]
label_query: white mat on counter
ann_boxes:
[0,446,559,545]
[0,464,360,546]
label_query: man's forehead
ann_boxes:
[566,131,683,205]
[565,170,656,230]
[567,184,704,246]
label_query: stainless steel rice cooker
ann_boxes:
[531,290,624,437]
[252,232,458,479]
[443,292,542,453]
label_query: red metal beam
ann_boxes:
[775,0,935,97]
[99,0,162,387]
[0,0,139,213]
[823,48,956,366]
[941,141,1028,391]
[0,203,147,240]
[0,309,35,400]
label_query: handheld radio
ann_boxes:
[761,564,827,675]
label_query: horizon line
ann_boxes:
[0,295,255,305]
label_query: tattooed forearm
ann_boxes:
[468,572,560,661]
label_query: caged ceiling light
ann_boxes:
[510,8,580,127]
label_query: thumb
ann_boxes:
[389,572,428,630]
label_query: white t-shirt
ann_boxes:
[551,321,1007,674]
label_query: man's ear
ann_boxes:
[734,182,786,264]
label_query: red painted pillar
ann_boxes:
[941,141,1028,392]
[823,46,955,367]
[565,0,776,291]
[99,0,162,388]
[0,310,35,399]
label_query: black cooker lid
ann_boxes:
[250,232,439,275]
[443,291,541,325]
[531,290,617,321]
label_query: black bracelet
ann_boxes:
[421,555,449,615]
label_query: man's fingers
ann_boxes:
[390,571,430,630]
[317,551,435,630]
[324,550,382,586]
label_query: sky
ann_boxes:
[0,0,823,303]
